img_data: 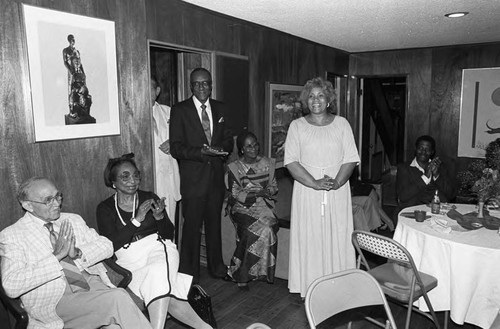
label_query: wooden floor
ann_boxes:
[166,266,480,329]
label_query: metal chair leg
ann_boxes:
[444,311,449,329]
[421,291,441,329]
[404,304,413,329]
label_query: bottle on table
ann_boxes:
[431,189,441,214]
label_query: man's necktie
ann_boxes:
[45,222,90,292]
[201,104,211,145]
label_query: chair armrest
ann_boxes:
[103,257,132,289]
[0,282,28,329]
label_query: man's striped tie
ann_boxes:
[201,104,211,145]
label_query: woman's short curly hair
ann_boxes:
[104,153,138,188]
[299,77,336,114]
[236,131,258,155]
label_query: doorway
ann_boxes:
[149,43,213,107]
[149,42,214,252]
[149,43,249,137]
[148,41,249,263]
[359,76,407,182]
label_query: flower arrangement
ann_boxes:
[472,168,500,202]
[458,160,500,202]
[458,138,500,203]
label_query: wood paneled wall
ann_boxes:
[0,0,348,234]
[145,0,350,146]
[2,1,498,243]
[350,43,500,178]
[0,0,151,232]
[1,1,348,320]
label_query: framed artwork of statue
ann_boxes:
[22,4,120,142]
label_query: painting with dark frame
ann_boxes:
[265,82,303,168]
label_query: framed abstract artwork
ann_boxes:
[22,4,120,142]
[265,82,303,167]
[458,67,500,158]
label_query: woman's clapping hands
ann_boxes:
[151,197,166,220]
[136,198,166,222]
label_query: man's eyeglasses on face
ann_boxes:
[244,143,260,150]
[118,171,141,182]
[26,192,63,206]
[191,81,212,89]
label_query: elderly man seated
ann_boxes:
[0,177,152,329]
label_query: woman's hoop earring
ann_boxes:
[327,103,330,107]
[112,184,116,189]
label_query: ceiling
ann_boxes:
[181,0,500,53]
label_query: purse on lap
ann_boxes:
[188,284,217,328]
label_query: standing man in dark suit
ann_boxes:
[170,68,233,283]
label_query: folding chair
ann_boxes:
[352,230,442,329]
[0,275,28,329]
[305,269,397,329]
[103,257,147,313]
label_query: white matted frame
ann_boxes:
[458,67,500,158]
[22,4,120,142]
[265,82,303,168]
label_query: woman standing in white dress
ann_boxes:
[284,77,360,297]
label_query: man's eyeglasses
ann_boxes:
[191,81,212,89]
[244,143,260,150]
[26,192,63,206]
[118,171,141,182]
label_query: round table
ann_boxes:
[393,204,500,329]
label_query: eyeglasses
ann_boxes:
[26,192,63,206]
[191,81,212,89]
[117,171,141,182]
[244,143,260,150]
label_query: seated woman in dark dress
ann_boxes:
[96,153,212,329]
[226,132,279,290]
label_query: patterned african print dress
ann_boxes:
[226,156,279,284]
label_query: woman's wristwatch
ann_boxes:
[131,217,142,227]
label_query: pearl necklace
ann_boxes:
[114,192,136,226]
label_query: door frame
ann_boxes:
[350,74,408,181]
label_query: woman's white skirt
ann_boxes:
[115,234,192,306]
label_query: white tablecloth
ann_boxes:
[393,204,500,329]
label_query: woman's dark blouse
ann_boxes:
[96,190,174,251]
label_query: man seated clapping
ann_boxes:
[0,177,152,329]
[396,135,454,210]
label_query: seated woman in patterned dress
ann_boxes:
[226,131,279,290]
